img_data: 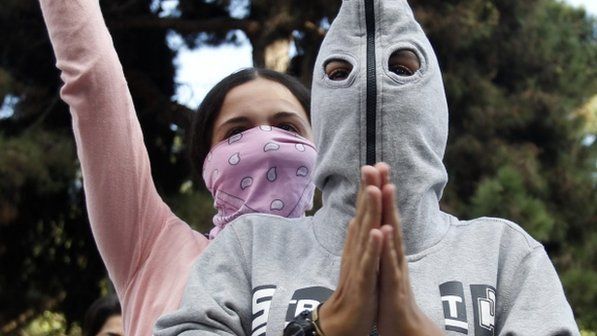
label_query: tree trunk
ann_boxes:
[251,36,292,73]
[264,37,292,72]
[296,29,325,88]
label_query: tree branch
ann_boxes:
[303,21,327,38]
[124,69,193,131]
[109,17,261,36]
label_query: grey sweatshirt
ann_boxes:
[154,0,579,335]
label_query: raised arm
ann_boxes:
[38,0,186,295]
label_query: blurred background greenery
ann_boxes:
[0,0,595,334]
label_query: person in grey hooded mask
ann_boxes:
[154,0,579,335]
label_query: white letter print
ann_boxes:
[251,286,276,336]
[478,287,496,330]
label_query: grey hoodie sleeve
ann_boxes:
[497,246,579,335]
[154,226,252,336]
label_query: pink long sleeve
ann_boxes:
[38,1,210,335]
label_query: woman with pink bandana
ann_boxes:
[38,0,317,335]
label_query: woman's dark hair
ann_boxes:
[189,67,310,183]
[83,295,121,336]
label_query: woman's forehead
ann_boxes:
[218,78,308,122]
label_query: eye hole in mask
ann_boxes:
[324,59,353,81]
[388,49,420,76]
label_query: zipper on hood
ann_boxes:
[365,0,377,165]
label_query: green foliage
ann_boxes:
[413,0,597,328]
[0,0,182,330]
[0,130,107,332]
[22,311,81,336]
[562,268,597,330]
[470,165,555,241]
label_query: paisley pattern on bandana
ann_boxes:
[203,126,317,239]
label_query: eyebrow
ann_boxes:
[219,111,305,128]
[270,111,306,122]
[219,116,252,128]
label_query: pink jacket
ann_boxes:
[39,1,210,335]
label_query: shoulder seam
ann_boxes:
[230,225,251,279]
[454,217,542,250]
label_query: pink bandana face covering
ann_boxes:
[203,125,317,238]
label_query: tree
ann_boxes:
[0,0,595,332]
[0,0,187,331]
[411,0,596,328]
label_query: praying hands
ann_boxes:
[318,163,443,336]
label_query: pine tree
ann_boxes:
[410,0,596,328]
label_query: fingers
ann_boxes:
[339,219,357,283]
[356,164,387,218]
[363,165,382,188]
[342,167,383,283]
[342,165,384,285]
[380,225,399,280]
[356,186,381,255]
[354,165,383,252]
[355,166,381,222]
[355,167,373,225]
[374,162,391,186]
[378,225,432,336]
[379,224,412,303]
[323,164,405,336]
[320,227,383,336]
[357,185,384,282]
[359,229,384,290]
[382,183,405,261]
[347,191,383,281]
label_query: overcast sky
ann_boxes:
[173,0,597,109]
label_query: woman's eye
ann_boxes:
[325,59,353,81]
[388,49,420,77]
[277,124,299,133]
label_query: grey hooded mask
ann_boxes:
[312,0,450,256]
